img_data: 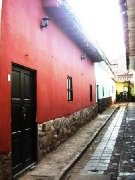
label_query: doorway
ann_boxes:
[11,65,37,178]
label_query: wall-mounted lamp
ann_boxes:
[40,16,50,28]
[81,53,86,60]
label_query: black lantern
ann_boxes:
[40,16,50,28]
[81,53,86,60]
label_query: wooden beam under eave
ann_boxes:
[42,0,59,8]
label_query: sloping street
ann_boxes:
[17,103,135,180]
[63,103,135,180]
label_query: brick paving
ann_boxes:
[64,105,126,180]
[80,106,125,175]
[18,105,118,180]
[64,103,135,180]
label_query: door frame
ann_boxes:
[11,63,37,178]
[96,85,99,113]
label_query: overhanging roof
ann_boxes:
[119,0,135,70]
[42,0,107,62]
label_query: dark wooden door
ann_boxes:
[11,65,36,177]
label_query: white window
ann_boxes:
[67,76,73,101]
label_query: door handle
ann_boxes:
[23,113,26,120]
[22,107,27,120]
[22,107,27,114]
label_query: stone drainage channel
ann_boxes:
[63,105,127,180]
[80,106,125,175]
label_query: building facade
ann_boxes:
[0,0,111,179]
[95,61,116,113]
[116,73,135,102]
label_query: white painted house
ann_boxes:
[95,60,116,113]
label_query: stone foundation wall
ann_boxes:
[38,103,98,160]
[98,97,112,114]
[0,152,12,180]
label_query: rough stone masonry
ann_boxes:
[38,103,98,160]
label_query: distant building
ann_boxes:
[115,73,135,102]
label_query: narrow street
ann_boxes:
[62,103,135,180]
[17,103,135,180]
[1,1,135,179]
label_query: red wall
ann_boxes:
[0,0,96,152]
[0,1,2,153]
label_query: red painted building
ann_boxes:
[0,0,104,178]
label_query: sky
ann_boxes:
[67,0,126,61]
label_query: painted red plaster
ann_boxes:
[0,0,96,152]
[0,1,2,153]
[42,0,59,7]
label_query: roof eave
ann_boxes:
[42,0,104,63]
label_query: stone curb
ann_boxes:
[55,106,118,180]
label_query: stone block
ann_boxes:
[0,152,12,180]
[38,103,98,161]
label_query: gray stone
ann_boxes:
[38,104,98,161]
[0,152,12,180]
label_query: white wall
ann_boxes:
[95,61,116,103]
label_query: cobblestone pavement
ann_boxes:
[117,103,135,180]
[80,106,125,175]
[63,103,135,180]
[62,105,121,180]
[18,104,118,180]
[63,104,127,180]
